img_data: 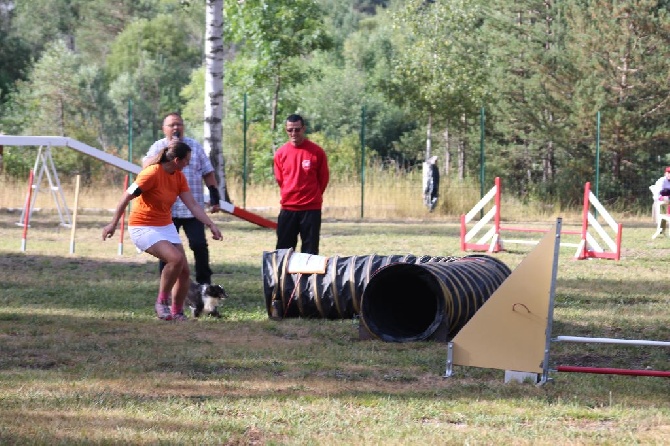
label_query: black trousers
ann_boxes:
[276,209,322,255]
[159,217,212,284]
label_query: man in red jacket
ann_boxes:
[273,114,330,254]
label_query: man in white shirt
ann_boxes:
[143,112,221,285]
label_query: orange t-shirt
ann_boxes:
[128,164,190,227]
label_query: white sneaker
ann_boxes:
[155,302,173,321]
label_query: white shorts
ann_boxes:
[129,225,182,252]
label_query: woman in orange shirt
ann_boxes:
[102,141,222,321]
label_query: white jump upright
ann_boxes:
[460,177,622,260]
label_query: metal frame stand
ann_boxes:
[18,144,71,228]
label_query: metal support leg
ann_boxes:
[443,342,454,378]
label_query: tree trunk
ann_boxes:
[59,99,65,136]
[425,113,432,160]
[524,139,532,192]
[271,70,282,152]
[204,0,229,201]
[458,113,466,180]
[543,141,553,182]
[543,109,554,183]
[443,121,450,176]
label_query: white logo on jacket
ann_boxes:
[302,159,311,170]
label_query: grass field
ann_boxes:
[1,190,670,444]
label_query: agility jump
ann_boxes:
[445,219,670,384]
[460,177,622,260]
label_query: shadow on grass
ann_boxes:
[3,253,670,395]
[1,252,265,314]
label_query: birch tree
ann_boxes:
[205,0,228,202]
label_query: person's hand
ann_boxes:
[210,203,221,213]
[102,223,116,241]
[209,223,222,240]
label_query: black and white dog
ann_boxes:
[185,282,229,318]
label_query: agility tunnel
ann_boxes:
[262,249,511,342]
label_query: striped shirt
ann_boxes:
[144,136,214,218]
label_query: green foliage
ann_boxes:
[74,0,182,60]
[286,30,417,161]
[1,0,670,213]
[105,13,204,152]
[106,15,201,80]
[245,124,276,183]
[221,56,277,127]
[216,120,277,183]
[1,147,36,178]
[225,0,332,67]
[224,0,334,129]
[391,126,429,166]
[0,40,122,183]
[310,132,366,178]
[363,99,418,161]
[222,119,370,183]
[108,71,162,156]
[10,0,80,54]
[343,16,394,73]
[179,66,206,140]
[0,33,31,104]
[563,0,670,180]
[19,40,81,136]
[482,0,670,203]
[387,0,490,118]
[291,62,367,139]
[317,0,365,51]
